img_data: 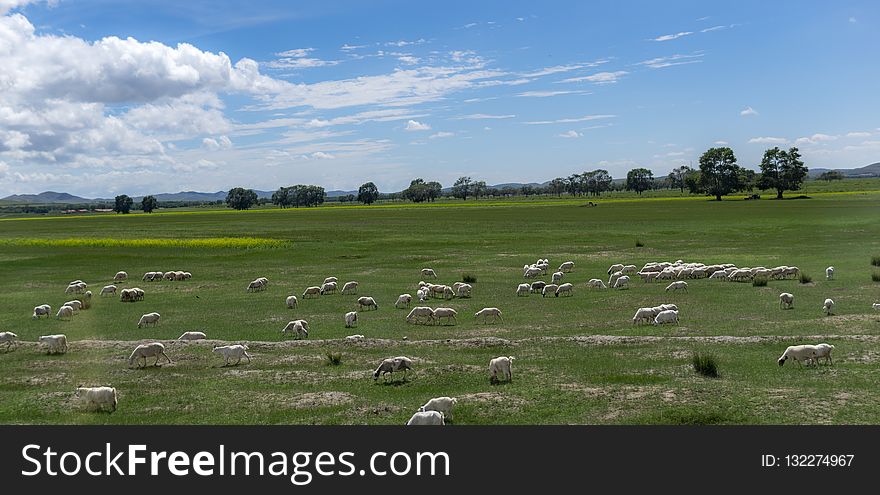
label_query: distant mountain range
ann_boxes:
[2,165,877,205]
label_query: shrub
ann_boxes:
[462,273,477,283]
[635,239,645,247]
[872,271,880,283]
[752,276,768,287]
[872,256,880,267]
[799,272,812,284]
[325,352,343,366]
[692,352,719,378]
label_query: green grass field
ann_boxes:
[1,193,879,424]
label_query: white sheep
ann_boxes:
[113,271,128,282]
[357,296,378,311]
[814,343,835,365]
[433,307,457,325]
[32,304,51,319]
[665,281,689,293]
[608,270,624,287]
[142,271,156,282]
[128,342,171,368]
[341,281,359,295]
[530,280,547,293]
[874,303,880,311]
[421,268,438,279]
[345,311,358,328]
[555,283,573,297]
[419,397,457,421]
[558,261,575,273]
[416,287,430,302]
[621,264,638,275]
[302,286,321,298]
[612,275,630,289]
[286,295,298,309]
[587,279,607,289]
[474,307,503,323]
[779,293,794,309]
[0,331,18,351]
[709,271,728,280]
[39,334,68,354]
[551,271,564,284]
[516,283,531,296]
[137,312,161,328]
[177,331,207,341]
[489,356,514,383]
[56,305,74,320]
[323,276,338,285]
[213,345,251,366]
[282,320,309,339]
[320,281,338,295]
[100,285,117,296]
[345,334,365,341]
[75,386,117,413]
[395,294,413,308]
[406,411,445,426]
[246,279,266,292]
[607,263,624,275]
[653,309,679,325]
[63,300,83,312]
[523,266,543,278]
[777,345,819,367]
[373,356,413,381]
[406,306,435,325]
[825,266,834,280]
[823,298,834,316]
[542,284,559,297]
[455,283,472,298]
[632,307,657,325]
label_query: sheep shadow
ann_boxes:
[376,378,410,387]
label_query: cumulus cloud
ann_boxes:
[405,119,431,131]
[748,137,788,144]
[795,133,838,145]
[309,151,334,159]
[202,135,232,150]
[740,106,759,117]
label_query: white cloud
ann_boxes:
[559,71,628,84]
[453,113,515,120]
[653,31,693,42]
[462,22,478,29]
[309,151,334,159]
[637,53,704,69]
[340,44,365,51]
[748,137,789,144]
[516,90,589,98]
[516,17,524,21]
[397,55,420,65]
[518,60,608,78]
[795,133,838,145]
[405,119,431,131]
[267,57,340,69]
[276,48,314,58]
[202,135,232,150]
[846,131,871,138]
[700,25,726,33]
[385,39,426,47]
[715,140,729,145]
[558,130,581,138]
[524,114,616,125]
[429,131,454,139]
[0,0,50,15]
[740,106,759,117]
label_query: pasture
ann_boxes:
[1,193,879,424]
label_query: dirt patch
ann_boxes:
[285,391,355,409]
[458,392,528,408]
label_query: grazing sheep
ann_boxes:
[323,276,338,285]
[608,270,624,287]
[523,266,543,278]
[621,265,638,275]
[779,293,794,309]
[75,386,117,413]
[474,307,503,323]
[128,342,171,368]
[530,280,547,293]
[286,295,298,309]
[442,285,456,299]
[406,411,445,426]
[302,286,321,298]
[246,280,266,292]
[419,397,457,421]
[823,298,835,316]
[612,275,630,289]
[357,296,378,311]
[587,279,607,289]
[632,307,658,325]
[65,282,87,294]
[874,303,880,311]
[345,311,358,328]
[113,271,128,282]
[658,303,678,312]
[32,304,51,319]
[282,321,309,339]
[213,345,251,366]
[255,277,268,286]
[825,266,834,280]
[607,264,624,275]
[489,356,514,383]
[373,356,413,381]
[63,300,83,312]
[39,334,68,354]
[709,271,728,280]
[417,288,430,302]
[455,283,472,298]
[558,261,575,273]
[551,271,564,284]
[433,307,458,325]
[814,343,835,365]
[653,309,679,325]
[555,283,573,297]
[341,281,359,295]
[56,305,74,320]
[421,268,438,279]
[320,281,338,295]
[0,331,18,351]
[177,331,207,341]
[130,287,145,300]
[516,283,531,296]
[142,272,156,282]
[77,291,91,309]
[395,294,413,308]
[777,345,819,367]
[406,306,435,325]
[101,285,117,296]
[345,334,365,341]
[665,281,689,293]
[137,312,161,328]
[542,284,559,297]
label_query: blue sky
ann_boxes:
[0,0,877,196]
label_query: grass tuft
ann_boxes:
[752,276,768,287]
[872,271,880,283]
[635,239,645,247]
[692,352,719,378]
[799,272,813,284]
[462,273,478,283]
[324,352,343,366]
[872,255,880,267]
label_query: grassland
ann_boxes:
[1,193,879,424]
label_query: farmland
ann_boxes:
[1,193,879,424]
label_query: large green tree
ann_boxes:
[357,182,379,205]
[757,146,808,199]
[141,195,158,213]
[698,147,744,201]
[451,176,473,200]
[113,194,133,214]
[225,187,258,210]
[667,165,696,194]
[625,168,654,195]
